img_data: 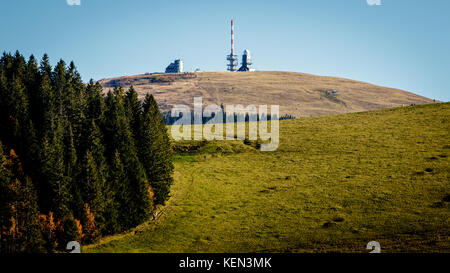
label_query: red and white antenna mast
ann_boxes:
[231,19,235,56]
[227,19,238,71]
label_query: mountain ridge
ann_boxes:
[99,71,434,117]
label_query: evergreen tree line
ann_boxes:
[0,51,173,252]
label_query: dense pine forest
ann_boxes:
[0,51,173,253]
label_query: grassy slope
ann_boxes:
[86,103,449,253]
[100,71,434,118]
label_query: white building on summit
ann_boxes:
[165,59,183,73]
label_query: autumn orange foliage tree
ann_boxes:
[0,146,43,253]
[82,204,98,243]
[39,212,57,252]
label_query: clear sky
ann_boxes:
[1,0,449,101]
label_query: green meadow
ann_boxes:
[86,103,450,253]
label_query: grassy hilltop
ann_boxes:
[99,71,434,118]
[86,103,449,253]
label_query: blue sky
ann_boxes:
[1,0,449,101]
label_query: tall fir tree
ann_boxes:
[125,86,142,139]
[102,88,151,228]
[140,94,174,205]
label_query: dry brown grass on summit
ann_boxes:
[99,71,434,117]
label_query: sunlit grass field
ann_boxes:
[86,103,449,253]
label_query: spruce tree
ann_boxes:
[104,150,126,233]
[85,80,105,121]
[125,86,142,139]
[102,88,151,228]
[140,94,174,205]
[79,151,106,233]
